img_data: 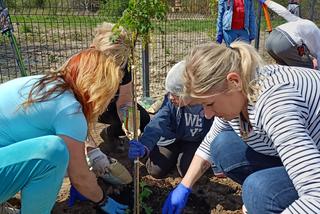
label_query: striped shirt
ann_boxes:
[196,64,320,213]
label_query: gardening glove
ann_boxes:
[216,34,223,44]
[68,185,88,207]
[99,196,128,214]
[128,140,148,159]
[162,183,191,214]
[86,148,111,177]
[100,157,133,185]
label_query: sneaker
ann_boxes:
[0,202,19,214]
[99,128,126,153]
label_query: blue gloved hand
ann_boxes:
[162,183,192,214]
[68,185,88,207]
[128,140,146,159]
[100,197,128,214]
[257,0,266,4]
[216,34,223,44]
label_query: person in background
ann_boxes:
[262,0,319,70]
[287,0,300,16]
[128,61,215,178]
[91,22,150,152]
[162,41,320,214]
[216,0,256,46]
[0,48,128,214]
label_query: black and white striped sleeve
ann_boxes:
[259,84,320,214]
[195,117,231,161]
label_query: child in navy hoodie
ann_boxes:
[128,61,214,178]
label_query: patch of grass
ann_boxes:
[159,19,215,33]
[10,15,215,34]
[21,24,32,33]
[10,15,117,28]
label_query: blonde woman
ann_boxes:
[0,48,128,214]
[163,42,320,213]
[91,22,150,152]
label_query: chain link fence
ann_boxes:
[1,0,319,98]
[0,0,214,98]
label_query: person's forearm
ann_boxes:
[181,154,211,188]
[61,135,105,203]
[69,170,103,203]
[117,82,132,109]
[265,0,299,22]
[313,57,319,70]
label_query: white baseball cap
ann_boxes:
[165,60,186,95]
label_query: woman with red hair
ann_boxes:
[0,48,128,214]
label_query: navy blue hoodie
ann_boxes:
[140,95,214,151]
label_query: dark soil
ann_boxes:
[49,123,243,214]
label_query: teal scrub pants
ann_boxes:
[0,135,69,214]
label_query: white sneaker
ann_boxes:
[0,202,19,214]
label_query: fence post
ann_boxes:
[255,2,262,50]
[142,42,150,97]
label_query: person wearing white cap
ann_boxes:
[128,61,215,178]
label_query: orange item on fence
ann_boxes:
[262,3,272,32]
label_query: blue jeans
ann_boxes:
[210,131,298,214]
[0,136,69,214]
[223,29,250,46]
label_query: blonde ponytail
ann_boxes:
[230,42,264,102]
[184,41,264,103]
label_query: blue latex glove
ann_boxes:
[68,185,88,207]
[162,183,191,214]
[100,197,128,214]
[216,34,223,44]
[128,140,146,159]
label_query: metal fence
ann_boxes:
[1,0,319,98]
[0,0,216,98]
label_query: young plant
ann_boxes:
[139,181,153,214]
[112,1,168,213]
[114,0,168,49]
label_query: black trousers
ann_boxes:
[146,140,201,179]
[98,101,150,138]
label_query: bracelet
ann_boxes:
[95,187,108,206]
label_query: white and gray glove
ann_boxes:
[86,148,132,185]
[86,148,111,177]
